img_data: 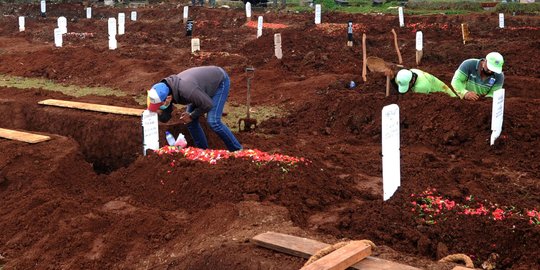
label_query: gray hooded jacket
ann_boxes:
[162,66,225,119]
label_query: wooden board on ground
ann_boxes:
[302,241,371,270]
[252,232,421,270]
[38,99,144,116]
[0,128,51,144]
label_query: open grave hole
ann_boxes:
[0,88,224,174]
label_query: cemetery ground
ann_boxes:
[1,2,540,269]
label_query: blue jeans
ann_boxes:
[186,70,243,151]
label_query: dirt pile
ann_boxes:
[1,2,539,269]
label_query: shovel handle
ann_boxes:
[386,76,390,97]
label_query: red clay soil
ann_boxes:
[1,2,539,270]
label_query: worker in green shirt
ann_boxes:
[395,68,458,97]
[451,52,505,101]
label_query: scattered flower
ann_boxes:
[410,188,539,227]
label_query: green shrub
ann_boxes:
[496,2,540,14]
[406,1,483,11]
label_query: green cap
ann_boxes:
[486,52,504,74]
[396,69,413,93]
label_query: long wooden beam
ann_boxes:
[38,99,144,116]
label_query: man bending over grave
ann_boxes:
[147,66,243,152]
[394,68,458,97]
[451,52,505,101]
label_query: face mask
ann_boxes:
[159,103,170,110]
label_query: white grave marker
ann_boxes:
[183,6,189,23]
[40,0,46,16]
[490,88,505,146]
[415,31,423,51]
[191,38,200,53]
[415,31,423,65]
[315,4,321,25]
[382,104,401,201]
[58,16,67,34]
[131,11,137,21]
[142,110,159,155]
[118,13,125,35]
[108,17,117,37]
[398,7,405,27]
[274,33,282,59]
[257,16,263,38]
[499,13,505,28]
[54,28,62,47]
[109,36,117,50]
[19,16,25,32]
[246,2,252,19]
[86,7,92,19]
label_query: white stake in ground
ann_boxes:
[118,13,125,35]
[108,17,117,37]
[40,0,46,17]
[274,33,282,59]
[245,2,252,21]
[490,88,505,146]
[183,6,189,24]
[257,16,263,38]
[191,38,200,53]
[415,31,423,65]
[142,110,159,155]
[131,11,137,21]
[382,104,400,201]
[315,4,321,25]
[86,7,92,19]
[58,16,67,34]
[499,13,505,28]
[108,18,117,50]
[54,28,62,47]
[398,7,405,27]
[19,16,25,32]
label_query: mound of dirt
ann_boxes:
[1,2,539,269]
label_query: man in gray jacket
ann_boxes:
[147,66,242,152]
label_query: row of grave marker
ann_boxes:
[22,3,511,52]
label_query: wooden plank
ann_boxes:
[38,99,144,116]
[252,232,421,270]
[0,128,51,144]
[302,241,371,270]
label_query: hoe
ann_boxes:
[238,67,257,132]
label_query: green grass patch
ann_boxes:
[285,0,540,15]
[0,74,126,97]
[222,102,285,130]
[0,74,283,129]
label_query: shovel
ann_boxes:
[238,67,257,132]
[366,56,404,96]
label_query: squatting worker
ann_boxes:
[395,68,458,97]
[147,66,242,152]
[451,52,504,101]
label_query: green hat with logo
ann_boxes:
[396,69,413,93]
[486,52,504,74]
